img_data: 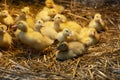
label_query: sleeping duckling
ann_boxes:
[45,0,64,13]
[35,8,57,21]
[56,28,71,42]
[88,13,107,32]
[0,27,12,49]
[0,10,14,26]
[56,41,86,61]
[79,27,99,47]
[14,20,53,50]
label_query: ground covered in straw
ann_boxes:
[0,1,120,80]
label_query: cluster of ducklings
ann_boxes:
[0,0,107,61]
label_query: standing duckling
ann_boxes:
[79,27,99,47]
[56,28,71,42]
[88,13,107,32]
[0,27,12,49]
[16,7,34,29]
[56,41,86,61]
[14,20,53,50]
[45,0,64,13]
[0,10,14,26]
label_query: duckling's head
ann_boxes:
[0,10,9,17]
[57,42,68,51]
[94,13,102,22]
[88,28,97,37]
[21,6,30,15]
[34,20,44,31]
[63,28,71,37]
[48,9,57,17]
[54,14,67,23]
[45,0,55,8]
[0,24,7,31]
[0,27,6,35]
[15,21,28,32]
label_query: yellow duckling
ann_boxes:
[56,28,71,42]
[43,13,65,32]
[35,8,57,21]
[79,27,99,47]
[0,27,12,49]
[45,0,64,13]
[88,13,107,32]
[54,14,82,33]
[16,8,34,29]
[56,41,86,61]
[0,10,14,26]
[21,6,31,16]
[14,20,53,50]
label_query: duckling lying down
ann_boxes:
[56,41,86,61]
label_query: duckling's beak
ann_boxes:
[12,25,17,31]
[61,19,66,22]
[2,30,6,33]
[68,33,72,36]
[12,25,17,28]
[52,4,56,8]
[91,31,95,36]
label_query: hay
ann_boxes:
[0,0,120,80]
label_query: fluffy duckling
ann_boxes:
[45,0,64,13]
[88,13,107,32]
[35,8,57,21]
[14,20,53,50]
[43,13,65,32]
[0,10,14,26]
[54,14,82,33]
[79,27,99,46]
[0,27,12,49]
[34,18,62,40]
[56,41,86,61]
[56,28,71,42]
[16,8,34,29]
[21,6,31,16]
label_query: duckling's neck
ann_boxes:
[54,21,60,31]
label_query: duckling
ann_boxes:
[21,6,32,16]
[79,27,99,46]
[45,0,64,13]
[88,13,107,32]
[35,8,57,21]
[0,10,14,26]
[0,27,12,49]
[34,18,62,40]
[56,41,86,61]
[16,8,34,29]
[54,14,82,33]
[56,28,71,42]
[14,20,53,50]
[43,13,65,32]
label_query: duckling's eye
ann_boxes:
[57,16,60,19]
[65,30,69,32]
